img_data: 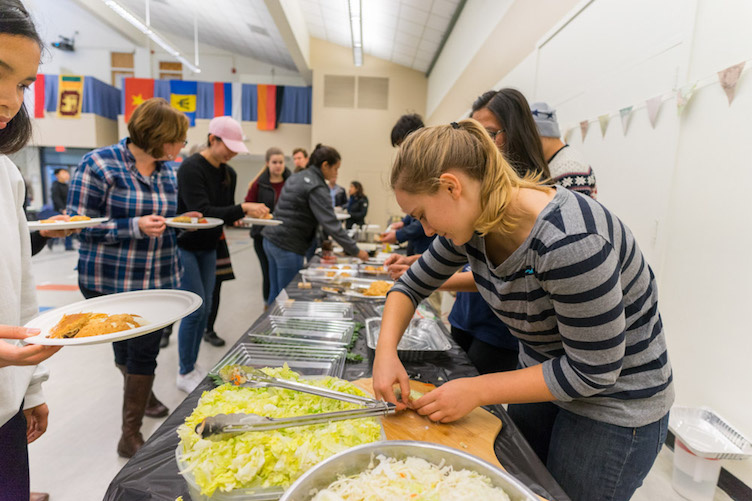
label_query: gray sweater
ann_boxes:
[391,187,673,427]
[262,167,360,256]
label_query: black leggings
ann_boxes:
[450,326,519,374]
[253,236,270,302]
[206,279,223,332]
[0,405,29,501]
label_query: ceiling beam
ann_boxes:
[71,0,148,47]
[264,0,313,85]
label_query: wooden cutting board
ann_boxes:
[353,378,503,469]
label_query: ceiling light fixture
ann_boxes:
[348,0,363,67]
[102,0,201,73]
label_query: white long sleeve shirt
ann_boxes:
[0,155,48,427]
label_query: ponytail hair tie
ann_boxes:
[450,122,460,129]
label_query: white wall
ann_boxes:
[488,0,752,482]
[27,0,306,86]
[426,0,513,117]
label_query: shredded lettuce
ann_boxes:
[311,454,511,501]
[177,365,382,496]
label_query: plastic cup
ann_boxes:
[672,438,721,501]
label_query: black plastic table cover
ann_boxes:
[104,281,570,501]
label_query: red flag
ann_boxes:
[214,82,224,117]
[34,73,45,118]
[257,84,276,130]
[124,78,154,122]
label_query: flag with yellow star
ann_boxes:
[124,77,154,122]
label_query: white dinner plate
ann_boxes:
[165,217,224,229]
[335,212,350,221]
[23,290,202,346]
[242,217,283,227]
[27,217,109,232]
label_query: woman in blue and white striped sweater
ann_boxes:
[373,118,673,501]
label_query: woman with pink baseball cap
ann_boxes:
[175,116,268,393]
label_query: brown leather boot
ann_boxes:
[117,373,153,458]
[116,364,168,418]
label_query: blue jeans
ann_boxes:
[177,248,216,374]
[507,402,669,501]
[263,239,304,305]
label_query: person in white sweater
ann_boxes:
[0,1,65,498]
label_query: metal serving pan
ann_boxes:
[267,300,354,320]
[280,441,539,501]
[365,317,451,362]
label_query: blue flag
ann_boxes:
[170,80,197,126]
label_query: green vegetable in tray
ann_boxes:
[177,365,382,496]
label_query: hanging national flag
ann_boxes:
[57,75,84,119]
[257,84,284,130]
[646,95,663,128]
[718,62,745,105]
[580,120,590,142]
[170,80,197,126]
[598,114,610,138]
[213,82,232,118]
[676,83,697,115]
[619,106,633,135]
[33,74,45,118]
[124,78,154,122]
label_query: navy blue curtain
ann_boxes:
[154,80,171,101]
[241,84,257,122]
[83,77,120,120]
[196,81,214,119]
[279,86,312,124]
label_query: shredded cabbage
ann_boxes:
[177,365,382,496]
[310,454,512,501]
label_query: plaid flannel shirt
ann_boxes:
[67,138,182,293]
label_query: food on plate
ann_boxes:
[364,265,385,273]
[39,219,57,223]
[69,215,91,222]
[309,454,511,500]
[362,280,392,296]
[341,266,352,270]
[326,271,337,278]
[172,216,208,224]
[340,272,352,278]
[48,312,144,339]
[177,365,382,496]
[263,213,274,219]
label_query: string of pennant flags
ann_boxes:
[562,60,748,143]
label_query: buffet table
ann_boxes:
[104,274,570,501]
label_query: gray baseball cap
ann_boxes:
[530,102,560,138]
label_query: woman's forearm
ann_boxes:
[375,291,416,352]
[438,271,478,292]
[473,365,556,406]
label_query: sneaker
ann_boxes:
[176,369,205,393]
[203,330,225,347]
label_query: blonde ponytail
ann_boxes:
[391,118,547,236]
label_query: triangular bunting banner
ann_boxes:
[598,114,610,137]
[563,127,574,144]
[580,120,590,142]
[619,106,633,135]
[676,83,697,115]
[718,62,745,105]
[646,95,663,129]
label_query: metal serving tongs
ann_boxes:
[197,367,395,440]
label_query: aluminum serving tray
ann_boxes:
[280,441,539,501]
[268,300,354,320]
[365,317,451,362]
[210,342,347,379]
[669,406,752,459]
[246,316,355,347]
